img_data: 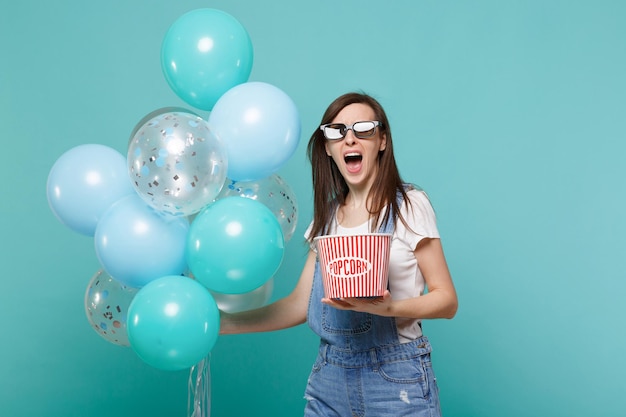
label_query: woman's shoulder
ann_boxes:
[395,184,439,238]
[401,184,433,209]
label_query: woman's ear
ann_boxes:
[379,132,387,152]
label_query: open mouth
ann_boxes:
[344,152,363,172]
[344,153,363,163]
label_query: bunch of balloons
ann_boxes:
[46,8,300,371]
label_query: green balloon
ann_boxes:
[186,196,285,294]
[127,276,220,371]
[161,8,254,111]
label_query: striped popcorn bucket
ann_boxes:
[314,233,392,298]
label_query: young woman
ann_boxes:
[220,92,458,416]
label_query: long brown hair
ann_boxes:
[306,92,411,240]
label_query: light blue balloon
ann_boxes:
[46,144,134,236]
[127,275,220,371]
[208,82,301,181]
[94,195,189,288]
[161,8,253,111]
[187,196,284,294]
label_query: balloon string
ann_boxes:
[187,354,211,417]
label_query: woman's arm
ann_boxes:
[323,238,458,319]
[220,250,317,334]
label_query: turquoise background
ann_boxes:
[1,1,625,416]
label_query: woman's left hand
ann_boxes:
[322,290,393,316]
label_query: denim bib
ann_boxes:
[307,195,400,351]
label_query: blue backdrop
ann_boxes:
[1,1,624,416]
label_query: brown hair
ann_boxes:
[306,92,411,240]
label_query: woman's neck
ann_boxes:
[337,187,372,228]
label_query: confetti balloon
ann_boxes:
[128,111,227,216]
[217,175,298,242]
[84,269,138,346]
[128,107,199,146]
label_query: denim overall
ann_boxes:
[304,198,442,417]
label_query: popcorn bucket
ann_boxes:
[314,233,392,298]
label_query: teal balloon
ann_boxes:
[216,175,298,242]
[127,276,220,371]
[208,82,301,181]
[161,8,253,111]
[187,197,284,294]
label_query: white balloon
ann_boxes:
[210,278,274,313]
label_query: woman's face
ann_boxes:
[324,103,387,190]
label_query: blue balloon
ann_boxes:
[127,275,220,371]
[187,197,284,294]
[94,195,189,288]
[161,8,253,111]
[47,144,134,236]
[208,82,301,181]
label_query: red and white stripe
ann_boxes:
[316,234,391,298]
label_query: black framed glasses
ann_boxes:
[319,120,382,140]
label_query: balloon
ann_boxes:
[128,111,227,216]
[208,82,301,181]
[217,175,298,242]
[94,195,189,288]
[186,197,284,294]
[210,277,274,313]
[47,144,134,236]
[161,8,253,111]
[84,269,138,346]
[128,107,199,146]
[127,275,220,371]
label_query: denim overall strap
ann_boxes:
[307,192,402,351]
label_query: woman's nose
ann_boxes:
[344,130,357,144]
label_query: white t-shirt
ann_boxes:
[305,188,440,343]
